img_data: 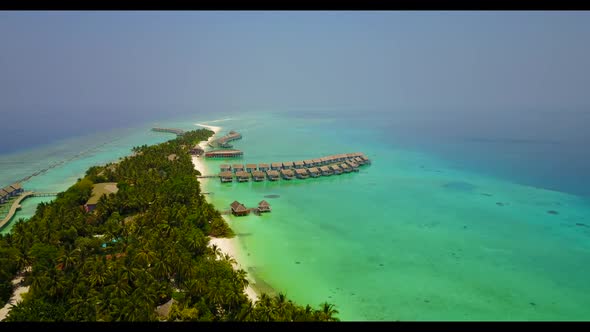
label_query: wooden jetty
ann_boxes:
[152,127,185,136]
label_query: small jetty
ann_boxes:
[209,130,242,148]
[151,127,186,136]
[207,152,370,183]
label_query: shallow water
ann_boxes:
[2,110,590,320]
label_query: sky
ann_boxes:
[1,11,590,149]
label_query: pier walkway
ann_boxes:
[152,127,186,136]
[0,191,34,229]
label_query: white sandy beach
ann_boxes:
[0,270,30,321]
[192,123,259,303]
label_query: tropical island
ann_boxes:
[0,129,339,322]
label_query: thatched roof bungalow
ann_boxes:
[312,159,323,166]
[339,163,351,173]
[319,166,333,176]
[295,168,309,179]
[330,164,343,175]
[258,163,270,172]
[294,161,305,169]
[236,171,250,182]
[346,161,359,171]
[245,164,257,172]
[280,169,294,180]
[232,164,245,173]
[220,164,231,172]
[271,162,283,170]
[252,170,266,182]
[230,201,250,216]
[266,170,280,181]
[219,171,234,183]
[307,167,320,177]
[282,161,294,169]
[258,200,271,213]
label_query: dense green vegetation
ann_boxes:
[0,129,339,321]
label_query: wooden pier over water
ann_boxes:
[151,127,186,136]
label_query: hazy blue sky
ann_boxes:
[1,11,590,146]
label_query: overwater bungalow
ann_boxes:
[280,169,295,180]
[294,161,305,169]
[360,155,371,164]
[3,186,15,198]
[319,157,329,166]
[219,171,234,183]
[266,170,280,181]
[0,189,8,203]
[282,161,295,169]
[258,200,271,213]
[312,159,323,167]
[330,164,343,175]
[346,161,360,172]
[307,167,320,178]
[258,163,270,172]
[230,200,250,216]
[295,168,309,179]
[10,183,23,195]
[319,166,333,176]
[252,170,266,182]
[232,164,245,173]
[303,160,314,168]
[236,171,250,182]
[271,162,283,171]
[340,163,351,173]
[220,164,231,172]
[354,157,365,165]
[204,149,243,158]
[246,164,257,173]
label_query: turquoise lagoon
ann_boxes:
[1,110,590,320]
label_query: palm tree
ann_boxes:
[316,302,340,322]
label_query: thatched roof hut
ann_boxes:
[258,200,271,212]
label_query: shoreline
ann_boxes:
[192,123,260,303]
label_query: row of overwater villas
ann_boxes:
[0,183,24,204]
[218,153,370,182]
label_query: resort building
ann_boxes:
[219,171,233,183]
[230,201,250,216]
[280,169,295,180]
[258,200,271,213]
[303,160,314,168]
[360,155,371,164]
[271,162,283,171]
[282,161,294,169]
[354,157,365,165]
[307,167,320,178]
[294,161,305,169]
[320,166,333,176]
[330,164,343,175]
[220,164,231,172]
[236,171,250,182]
[258,163,270,172]
[10,183,23,195]
[252,170,266,182]
[295,168,310,179]
[204,149,243,158]
[232,164,245,173]
[245,164,257,173]
[266,170,280,181]
[84,182,119,213]
[312,159,323,167]
[189,145,204,156]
